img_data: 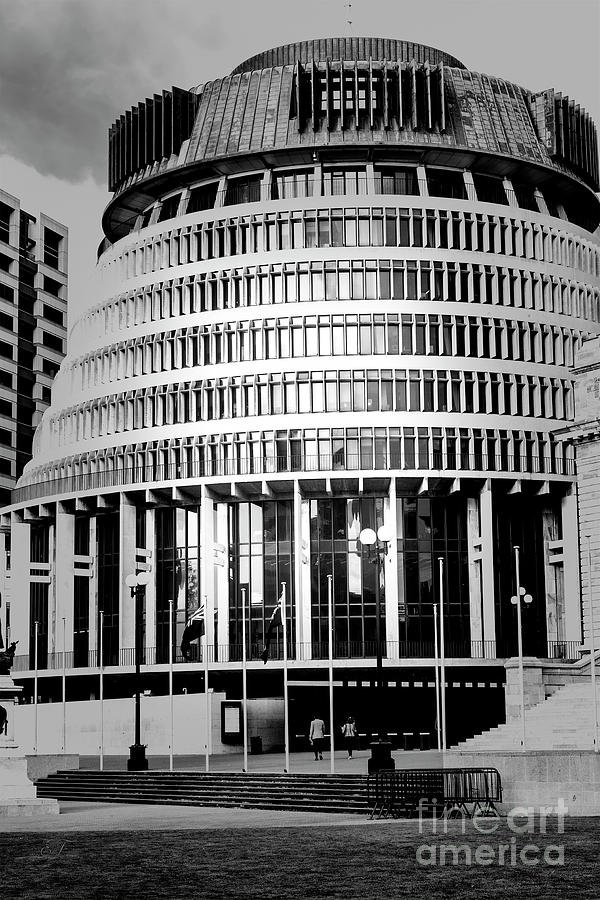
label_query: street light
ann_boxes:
[125,570,151,771]
[359,524,393,742]
[510,546,533,750]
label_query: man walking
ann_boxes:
[309,713,326,760]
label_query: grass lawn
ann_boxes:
[2,819,599,899]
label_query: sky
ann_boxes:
[1,0,598,322]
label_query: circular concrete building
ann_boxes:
[3,38,600,752]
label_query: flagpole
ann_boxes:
[33,620,39,755]
[62,616,67,754]
[99,611,104,771]
[169,595,174,772]
[281,582,290,774]
[327,574,335,774]
[438,557,447,755]
[241,587,248,773]
[204,594,210,773]
[433,603,441,752]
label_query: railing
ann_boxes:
[367,768,502,819]
[10,639,583,674]
[12,450,575,505]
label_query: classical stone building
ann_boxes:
[2,38,599,751]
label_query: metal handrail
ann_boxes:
[10,639,582,674]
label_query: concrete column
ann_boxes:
[312,164,323,197]
[10,516,30,651]
[55,504,75,655]
[261,169,272,202]
[463,170,476,202]
[416,165,428,196]
[0,532,7,644]
[561,489,581,643]
[466,496,484,646]
[200,486,216,651]
[294,481,310,659]
[504,657,545,722]
[384,478,399,654]
[503,178,518,208]
[144,508,156,654]
[47,521,57,655]
[215,502,229,659]
[542,507,564,648]
[214,176,227,208]
[479,482,496,655]
[88,516,97,659]
[119,496,137,652]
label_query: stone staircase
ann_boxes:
[454,680,599,751]
[35,771,370,815]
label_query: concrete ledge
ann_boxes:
[26,754,79,782]
[449,749,600,816]
[0,798,59,817]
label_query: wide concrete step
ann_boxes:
[35,771,370,815]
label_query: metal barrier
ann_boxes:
[367,768,502,819]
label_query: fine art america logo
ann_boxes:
[416,799,567,867]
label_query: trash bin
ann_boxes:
[367,740,395,774]
[250,736,263,754]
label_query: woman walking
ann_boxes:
[341,716,358,759]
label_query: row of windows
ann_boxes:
[50,366,574,447]
[21,424,573,500]
[72,314,582,394]
[109,204,600,282]
[75,257,600,362]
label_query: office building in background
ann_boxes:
[0,191,67,507]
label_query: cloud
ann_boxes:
[0,0,224,186]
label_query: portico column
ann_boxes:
[200,485,218,656]
[55,503,75,656]
[562,488,582,644]
[10,514,30,651]
[294,481,311,660]
[384,479,399,656]
[119,495,137,652]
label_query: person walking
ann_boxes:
[341,715,358,759]
[309,713,326,760]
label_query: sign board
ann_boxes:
[221,700,243,743]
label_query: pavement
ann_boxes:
[0,748,446,834]
[76,747,447,774]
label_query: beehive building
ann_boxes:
[3,38,600,749]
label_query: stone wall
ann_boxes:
[450,749,600,816]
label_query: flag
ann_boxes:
[260,599,282,664]
[180,602,205,661]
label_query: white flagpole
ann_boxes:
[33,620,39,755]
[587,536,599,752]
[281,581,290,773]
[204,594,210,773]
[99,611,104,771]
[241,587,248,773]
[62,616,67,754]
[169,596,174,771]
[438,557,447,754]
[433,603,441,752]
[327,574,335,774]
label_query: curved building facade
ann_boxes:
[3,37,600,749]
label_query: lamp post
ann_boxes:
[359,524,393,742]
[510,546,533,750]
[125,570,151,770]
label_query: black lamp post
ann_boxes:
[359,525,393,752]
[126,571,150,771]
